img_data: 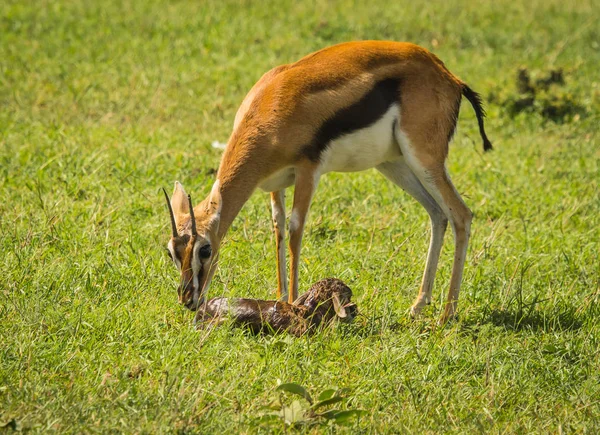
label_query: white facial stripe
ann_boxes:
[192,274,200,305]
[167,239,181,270]
[191,240,202,276]
[201,262,214,295]
[191,238,214,305]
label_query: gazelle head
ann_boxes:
[163,180,221,311]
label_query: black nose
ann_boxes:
[179,287,194,306]
[178,279,195,303]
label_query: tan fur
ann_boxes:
[229,42,461,165]
[166,41,484,323]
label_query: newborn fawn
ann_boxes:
[194,278,357,336]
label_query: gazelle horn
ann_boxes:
[162,188,178,238]
[188,194,197,236]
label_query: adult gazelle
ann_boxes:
[163,41,492,323]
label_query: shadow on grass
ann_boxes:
[313,303,585,338]
[473,306,583,332]
[337,312,428,339]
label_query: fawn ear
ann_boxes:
[171,181,189,218]
[332,293,347,318]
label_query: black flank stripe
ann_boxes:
[303,78,400,162]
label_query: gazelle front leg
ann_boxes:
[288,164,320,303]
[270,190,288,300]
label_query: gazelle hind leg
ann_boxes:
[270,190,288,300]
[398,141,473,323]
[288,163,320,304]
[377,160,448,317]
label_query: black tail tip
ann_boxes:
[483,138,493,152]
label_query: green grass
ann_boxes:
[1,0,599,432]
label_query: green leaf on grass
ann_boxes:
[318,409,341,420]
[312,396,345,410]
[319,409,367,424]
[318,388,336,401]
[276,383,313,405]
[330,409,367,424]
[281,400,306,425]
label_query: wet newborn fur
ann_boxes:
[194,278,357,336]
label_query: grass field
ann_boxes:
[1,0,599,432]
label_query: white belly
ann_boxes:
[258,167,296,192]
[319,104,401,173]
[258,104,401,192]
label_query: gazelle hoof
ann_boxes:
[409,305,421,318]
[409,296,431,318]
[437,311,457,326]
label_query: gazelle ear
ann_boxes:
[171,181,189,217]
[205,180,222,219]
[332,293,347,318]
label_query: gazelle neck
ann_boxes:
[214,146,262,240]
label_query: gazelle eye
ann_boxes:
[199,244,212,259]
